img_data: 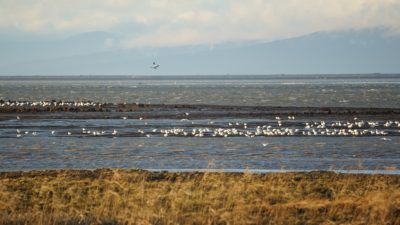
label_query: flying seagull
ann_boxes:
[151,62,160,69]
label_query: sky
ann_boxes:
[0,0,400,75]
[1,0,400,48]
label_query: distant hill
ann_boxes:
[0,28,399,75]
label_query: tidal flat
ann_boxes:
[0,169,399,225]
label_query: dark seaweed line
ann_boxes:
[1,101,400,114]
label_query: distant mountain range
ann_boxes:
[0,28,399,75]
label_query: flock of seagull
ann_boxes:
[2,100,399,139]
[148,116,398,138]
[0,100,101,108]
[11,114,400,139]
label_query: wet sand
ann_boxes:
[2,101,400,119]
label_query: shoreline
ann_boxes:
[2,167,400,179]
[1,169,399,224]
[2,168,400,175]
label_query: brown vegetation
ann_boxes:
[0,169,399,225]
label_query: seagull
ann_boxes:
[112,129,118,135]
[151,62,160,69]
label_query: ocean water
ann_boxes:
[1,74,400,172]
[1,74,400,107]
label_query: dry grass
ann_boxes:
[0,169,399,225]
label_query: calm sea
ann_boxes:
[1,74,400,172]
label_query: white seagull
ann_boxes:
[151,62,160,69]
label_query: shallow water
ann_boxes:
[1,75,400,172]
[1,136,399,172]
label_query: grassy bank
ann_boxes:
[0,169,399,225]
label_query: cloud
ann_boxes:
[0,0,399,47]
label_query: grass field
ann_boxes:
[0,169,399,225]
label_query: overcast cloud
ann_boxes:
[0,0,399,47]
